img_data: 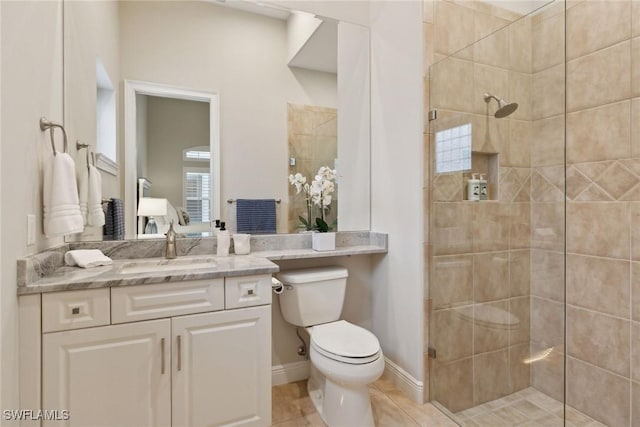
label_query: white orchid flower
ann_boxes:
[289,173,309,195]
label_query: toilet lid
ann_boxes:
[311,320,380,358]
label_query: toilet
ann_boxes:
[277,267,384,427]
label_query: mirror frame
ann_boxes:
[123,80,221,236]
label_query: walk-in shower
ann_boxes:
[427,0,639,425]
[427,1,573,425]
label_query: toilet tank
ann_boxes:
[277,266,348,327]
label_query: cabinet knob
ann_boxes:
[71,307,80,315]
[247,289,254,296]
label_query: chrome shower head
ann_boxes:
[483,93,518,118]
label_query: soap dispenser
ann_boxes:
[467,174,480,201]
[216,221,230,256]
[479,174,488,200]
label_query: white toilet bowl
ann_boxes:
[306,320,384,427]
[276,267,384,427]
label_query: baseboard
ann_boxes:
[272,360,311,386]
[383,357,424,403]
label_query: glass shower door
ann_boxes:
[427,2,567,424]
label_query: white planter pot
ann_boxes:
[312,232,336,251]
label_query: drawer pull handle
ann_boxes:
[247,289,254,296]
[161,338,166,375]
[177,335,182,371]
[71,307,80,315]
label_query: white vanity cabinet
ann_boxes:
[42,319,172,427]
[172,306,271,427]
[29,274,272,427]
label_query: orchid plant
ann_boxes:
[288,166,337,232]
[310,166,337,232]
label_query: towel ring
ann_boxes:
[76,141,92,173]
[40,117,68,156]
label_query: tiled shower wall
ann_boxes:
[564,1,640,426]
[287,103,337,232]
[423,0,533,411]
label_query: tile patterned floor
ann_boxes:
[271,375,457,427]
[272,379,608,426]
[438,387,606,427]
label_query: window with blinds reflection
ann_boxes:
[184,168,211,222]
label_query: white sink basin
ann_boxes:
[119,257,217,275]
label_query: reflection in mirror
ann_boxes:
[123,80,221,238]
[135,94,215,236]
[64,0,370,241]
[287,104,337,232]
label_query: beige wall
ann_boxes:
[119,1,337,234]
[145,96,210,210]
[564,1,640,425]
[1,0,64,410]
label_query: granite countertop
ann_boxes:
[17,231,388,295]
[19,255,280,295]
[254,245,387,260]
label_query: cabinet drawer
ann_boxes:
[42,288,110,333]
[111,279,224,324]
[225,274,272,309]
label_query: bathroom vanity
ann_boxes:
[18,257,278,427]
[17,232,387,427]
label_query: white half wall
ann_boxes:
[369,0,425,383]
[64,0,120,200]
[337,21,370,231]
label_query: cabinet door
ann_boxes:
[43,319,171,427]
[172,306,271,427]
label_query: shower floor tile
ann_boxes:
[434,388,605,426]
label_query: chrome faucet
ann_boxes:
[165,221,177,259]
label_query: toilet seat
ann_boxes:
[310,320,381,365]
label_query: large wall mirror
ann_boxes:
[63,0,370,240]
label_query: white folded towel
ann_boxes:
[87,165,105,227]
[44,153,84,237]
[64,249,113,268]
[77,163,89,225]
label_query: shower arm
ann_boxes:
[483,93,502,105]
